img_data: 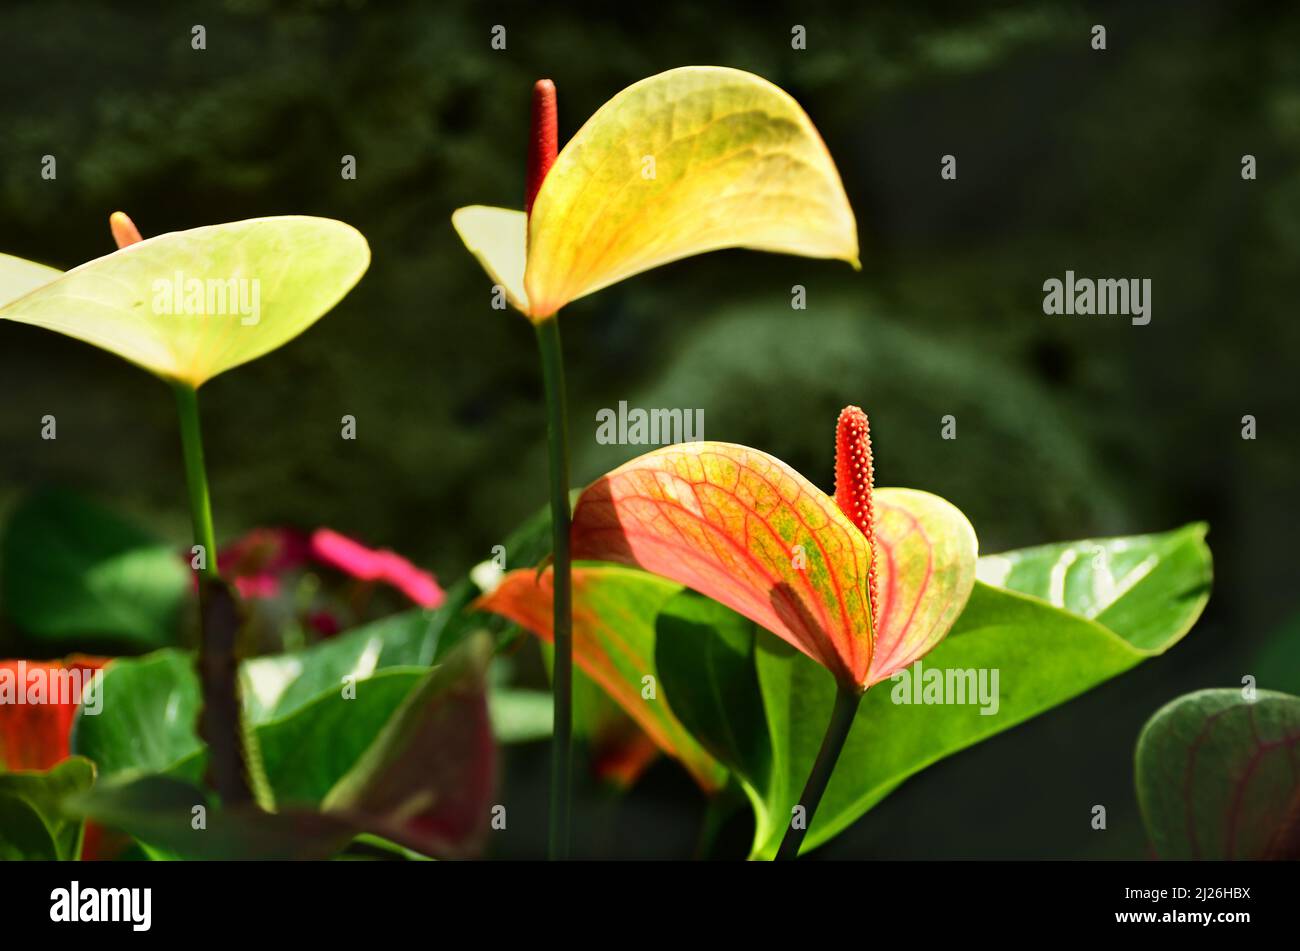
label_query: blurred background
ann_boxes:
[1,0,1297,858]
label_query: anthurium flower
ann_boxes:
[0,215,369,387]
[0,657,106,771]
[309,528,445,608]
[570,407,978,691]
[220,525,445,607]
[452,66,859,321]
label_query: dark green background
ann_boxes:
[1,0,1296,858]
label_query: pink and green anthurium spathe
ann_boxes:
[567,406,977,856]
[572,406,978,692]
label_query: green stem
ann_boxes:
[174,385,218,578]
[776,682,862,860]
[534,316,573,860]
[173,382,257,808]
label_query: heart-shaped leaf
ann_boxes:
[74,600,466,799]
[72,634,495,859]
[323,633,496,858]
[479,564,727,791]
[976,525,1212,650]
[0,757,95,860]
[0,217,369,387]
[452,67,857,320]
[1,490,190,651]
[1136,688,1300,860]
[572,444,976,687]
[654,522,1211,857]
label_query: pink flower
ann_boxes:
[309,528,445,608]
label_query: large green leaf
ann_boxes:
[0,217,369,388]
[70,651,202,781]
[72,636,495,859]
[240,608,440,722]
[1136,688,1300,860]
[324,633,496,858]
[240,669,429,806]
[1,490,189,651]
[656,523,1212,857]
[0,757,95,860]
[73,602,461,794]
[72,775,355,860]
[975,523,1211,649]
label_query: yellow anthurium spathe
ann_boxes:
[452,66,859,321]
[0,253,61,307]
[0,216,370,388]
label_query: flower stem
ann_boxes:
[776,682,862,860]
[534,315,573,860]
[172,382,258,808]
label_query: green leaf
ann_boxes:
[655,594,769,785]
[0,217,369,388]
[73,603,466,799]
[72,775,355,860]
[656,523,1212,857]
[1136,688,1300,860]
[0,793,60,860]
[0,757,95,860]
[74,636,496,860]
[71,652,202,778]
[976,523,1212,649]
[324,633,496,858]
[240,608,441,721]
[247,669,429,805]
[1,490,190,650]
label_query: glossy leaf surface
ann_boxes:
[653,524,1211,856]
